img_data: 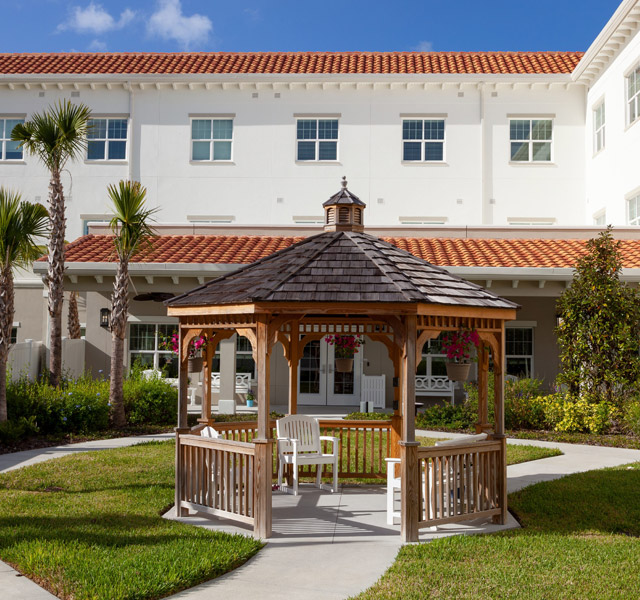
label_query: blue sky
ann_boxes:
[1,0,623,54]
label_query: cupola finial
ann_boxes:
[322,176,367,233]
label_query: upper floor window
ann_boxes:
[509,119,552,162]
[402,119,445,162]
[296,119,338,161]
[594,102,605,153]
[628,194,640,226]
[593,211,606,226]
[627,63,640,126]
[191,118,233,161]
[87,118,128,161]
[0,118,24,161]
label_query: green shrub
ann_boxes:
[415,403,474,431]
[623,401,640,436]
[344,412,392,421]
[0,416,39,444]
[123,370,177,425]
[504,378,546,430]
[6,375,110,435]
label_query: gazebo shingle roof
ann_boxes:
[166,230,518,309]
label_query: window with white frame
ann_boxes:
[296,119,338,161]
[628,194,640,226]
[594,102,605,153]
[402,119,445,161]
[417,334,447,377]
[627,63,640,126]
[509,119,553,162]
[506,327,533,378]
[211,335,255,377]
[191,118,233,161]
[10,326,17,344]
[129,323,178,377]
[87,118,128,160]
[593,211,606,226]
[0,118,24,160]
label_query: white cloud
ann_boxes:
[88,39,107,51]
[147,0,212,50]
[243,8,261,22]
[414,40,434,52]
[58,3,135,35]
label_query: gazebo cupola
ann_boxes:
[323,176,366,232]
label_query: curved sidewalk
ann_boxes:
[2,432,640,600]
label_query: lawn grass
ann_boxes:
[355,463,640,599]
[0,441,261,600]
[416,436,562,465]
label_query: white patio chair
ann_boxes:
[385,433,488,525]
[276,415,340,496]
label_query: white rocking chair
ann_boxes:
[276,415,340,496]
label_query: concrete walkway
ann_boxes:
[2,431,640,600]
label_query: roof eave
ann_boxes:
[572,0,640,84]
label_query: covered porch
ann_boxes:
[165,180,517,542]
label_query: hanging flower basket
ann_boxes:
[440,328,480,381]
[188,356,204,373]
[325,334,363,374]
[335,358,354,373]
[445,361,471,382]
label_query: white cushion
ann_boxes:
[435,433,488,447]
[201,426,221,438]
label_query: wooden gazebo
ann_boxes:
[166,179,518,542]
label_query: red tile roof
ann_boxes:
[50,234,640,269]
[0,52,583,76]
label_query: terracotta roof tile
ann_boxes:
[48,234,640,269]
[0,52,583,76]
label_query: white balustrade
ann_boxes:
[415,375,455,400]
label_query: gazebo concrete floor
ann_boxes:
[164,484,519,600]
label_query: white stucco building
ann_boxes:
[3,0,640,409]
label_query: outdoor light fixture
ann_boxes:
[100,308,111,329]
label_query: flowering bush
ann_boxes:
[543,393,617,434]
[324,335,363,359]
[160,331,207,358]
[440,329,480,363]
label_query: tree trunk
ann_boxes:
[0,266,15,422]
[47,170,66,387]
[109,259,129,428]
[67,292,81,339]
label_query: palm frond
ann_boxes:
[108,180,158,261]
[11,100,92,171]
[0,188,50,270]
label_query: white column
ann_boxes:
[218,334,237,414]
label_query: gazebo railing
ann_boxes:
[197,419,392,480]
[416,439,503,529]
[176,430,255,525]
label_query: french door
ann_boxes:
[298,339,362,405]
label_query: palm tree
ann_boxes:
[0,189,49,422]
[108,181,157,427]
[11,100,92,387]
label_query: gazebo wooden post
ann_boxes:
[492,324,507,524]
[288,323,299,415]
[200,334,214,424]
[476,342,490,433]
[390,345,402,459]
[177,325,189,429]
[400,314,419,543]
[254,315,272,539]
